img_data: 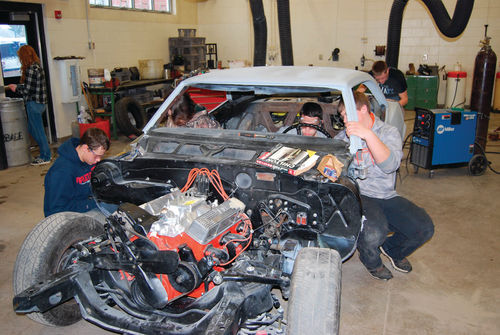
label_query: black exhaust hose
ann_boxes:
[277,0,294,65]
[386,0,475,68]
[386,0,408,69]
[249,0,267,66]
[422,0,474,38]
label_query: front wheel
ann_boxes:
[287,247,342,335]
[13,212,105,326]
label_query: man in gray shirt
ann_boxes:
[336,91,434,280]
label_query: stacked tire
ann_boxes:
[115,97,146,137]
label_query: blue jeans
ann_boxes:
[357,195,434,270]
[96,201,119,216]
[26,101,51,161]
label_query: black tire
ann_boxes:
[287,247,342,335]
[468,154,488,176]
[13,212,105,326]
[115,96,146,136]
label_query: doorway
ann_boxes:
[0,1,56,141]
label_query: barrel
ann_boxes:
[0,98,31,167]
[445,71,467,109]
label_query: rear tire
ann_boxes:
[287,247,342,335]
[115,96,146,136]
[468,154,487,176]
[13,212,105,326]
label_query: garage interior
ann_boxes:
[1,0,499,334]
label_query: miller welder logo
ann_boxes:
[436,125,455,134]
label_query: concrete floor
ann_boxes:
[1,111,499,335]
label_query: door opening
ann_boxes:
[0,1,56,141]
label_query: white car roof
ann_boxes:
[183,66,374,92]
[145,66,386,154]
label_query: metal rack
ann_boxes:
[206,43,218,69]
[169,29,206,71]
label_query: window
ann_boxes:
[89,0,172,13]
[0,24,27,78]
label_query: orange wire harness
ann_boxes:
[180,168,230,200]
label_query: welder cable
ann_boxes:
[450,77,458,108]
[449,77,466,109]
[398,132,414,183]
[474,142,500,174]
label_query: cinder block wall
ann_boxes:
[198,0,500,108]
[6,0,198,138]
[5,0,499,137]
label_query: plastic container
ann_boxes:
[445,71,467,109]
[0,98,31,166]
[138,59,163,80]
[79,118,111,139]
[87,68,105,87]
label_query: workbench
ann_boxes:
[87,78,173,139]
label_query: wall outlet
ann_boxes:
[319,54,323,60]
[422,54,428,61]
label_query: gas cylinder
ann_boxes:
[470,25,497,153]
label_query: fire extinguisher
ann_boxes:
[470,25,497,153]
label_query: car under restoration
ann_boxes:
[13,66,390,335]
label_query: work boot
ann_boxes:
[368,264,393,281]
[380,246,413,273]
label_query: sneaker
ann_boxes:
[31,157,51,166]
[368,264,393,281]
[380,246,412,273]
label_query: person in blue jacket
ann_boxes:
[44,128,110,217]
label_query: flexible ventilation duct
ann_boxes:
[249,0,267,66]
[277,0,293,65]
[386,0,474,68]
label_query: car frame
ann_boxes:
[13,66,390,335]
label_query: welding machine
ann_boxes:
[410,108,486,176]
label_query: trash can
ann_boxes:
[0,108,7,170]
[0,98,31,167]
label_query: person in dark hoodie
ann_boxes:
[44,128,110,217]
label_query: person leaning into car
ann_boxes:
[335,91,434,280]
[358,60,408,107]
[167,92,220,129]
[43,128,110,217]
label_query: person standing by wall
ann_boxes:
[7,45,51,165]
